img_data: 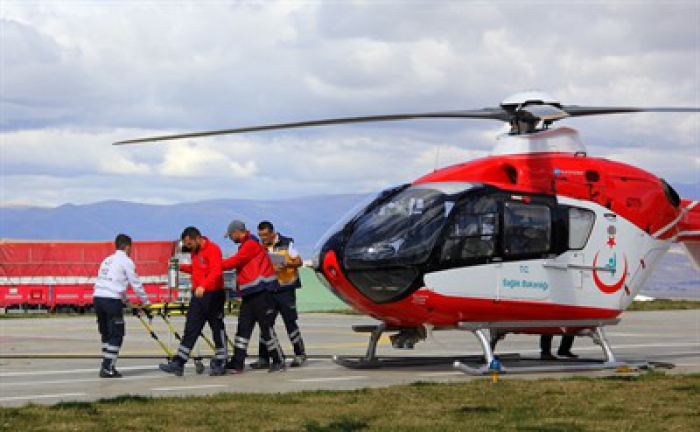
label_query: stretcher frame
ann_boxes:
[131,300,239,374]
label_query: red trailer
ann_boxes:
[0,240,177,312]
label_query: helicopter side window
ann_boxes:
[503,202,551,256]
[440,196,498,264]
[568,207,595,250]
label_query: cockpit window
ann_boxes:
[344,186,451,269]
[503,202,551,256]
[341,183,479,304]
[568,207,595,250]
[440,196,498,264]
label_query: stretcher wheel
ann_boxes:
[195,360,205,375]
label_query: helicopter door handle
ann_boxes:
[543,262,614,274]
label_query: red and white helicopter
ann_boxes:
[117,92,700,374]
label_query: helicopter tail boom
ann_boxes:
[676,199,700,270]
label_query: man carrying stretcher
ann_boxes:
[94,234,151,378]
[159,226,228,376]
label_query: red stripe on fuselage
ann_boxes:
[321,251,620,328]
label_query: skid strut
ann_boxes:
[333,323,519,369]
[333,323,387,368]
[453,319,658,375]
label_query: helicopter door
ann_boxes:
[425,195,500,300]
[565,207,595,290]
[438,195,498,265]
[498,201,552,301]
[569,252,584,289]
[542,206,595,302]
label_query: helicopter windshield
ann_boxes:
[311,184,411,269]
[344,182,476,269]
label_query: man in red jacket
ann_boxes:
[159,226,228,376]
[222,220,285,373]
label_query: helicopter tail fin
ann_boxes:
[676,199,700,270]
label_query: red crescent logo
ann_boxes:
[592,252,628,294]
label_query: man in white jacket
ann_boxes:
[94,234,150,378]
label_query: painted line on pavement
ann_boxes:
[287,364,338,371]
[0,365,158,377]
[647,351,700,357]
[0,392,87,402]
[578,343,699,350]
[418,372,464,377]
[0,364,338,379]
[152,384,229,392]
[1,374,167,388]
[290,376,367,383]
[606,333,677,337]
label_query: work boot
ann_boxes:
[99,367,122,378]
[557,351,579,359]
[250,359,270,370]
[159,360,184,376]
[209,360,227,376]
[209,365,227,376]
[540,352,557,361]
[290,354,307,368]
[268,362,286,373]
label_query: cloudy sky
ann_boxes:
[2,0,699,207]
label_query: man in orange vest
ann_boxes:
[250,221,307,369]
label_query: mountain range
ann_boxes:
[0,194,369,256]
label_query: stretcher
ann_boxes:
[131,300,239,374]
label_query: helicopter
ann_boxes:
[116,91,700,374]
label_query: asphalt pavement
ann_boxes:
[0,310,698,407]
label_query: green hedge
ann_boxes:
[297,267,351,312]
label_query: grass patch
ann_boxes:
[673,384,700,395]
[95,395,151,405]
[626,299,700,311]
[602,369,669,382]
[1,374,699,431]
[303,417,370,432]
[517,424,587,432]
[49,401,100,416]
[453,404,499,414]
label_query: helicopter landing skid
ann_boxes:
[333,354,522,369]
[454,320,665,375]
[332,322,520,369]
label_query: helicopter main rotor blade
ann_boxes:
[562,106,700,117]
[113,109,508,145]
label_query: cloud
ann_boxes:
[2,1,698,206]
[157,141,258,178]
